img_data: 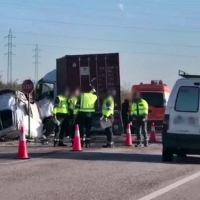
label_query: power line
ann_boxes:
[2,3,199,22]
[4,29,15,83]
[33,44,40,84]
[0,4,168,22]
[0,41,196,58]
[3,16,200,33]
[1,1,198,15]
[1,30,200,48]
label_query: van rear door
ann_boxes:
[169,83,200,135]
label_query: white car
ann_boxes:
[162,70,200,162]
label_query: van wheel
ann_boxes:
[162,147,173,162]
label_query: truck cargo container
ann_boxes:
[56,53,121,110]
[36,53,123,135]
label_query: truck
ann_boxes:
[35,53,123,135]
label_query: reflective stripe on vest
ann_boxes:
[102,96,114,117]
[53,95,68,114]
[79,93,97,112]
[131,99,148,116]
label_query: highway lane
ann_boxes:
[0,143,200,200]
[153,176,200,200]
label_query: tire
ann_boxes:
[162,147,173,162]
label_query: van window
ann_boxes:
[140,92,164,108]
[36,82,54,101]
[0,110,14,129]
[175,86,199,112]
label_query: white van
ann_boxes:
[162,70,200,162]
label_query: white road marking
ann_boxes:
[137,171,200,200]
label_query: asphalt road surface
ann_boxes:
[0,138,200,200]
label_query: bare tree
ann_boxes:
[121,81,131,101]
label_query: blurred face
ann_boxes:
[64,88,69,96]
[74,89,80,96]
[134,92,141,100]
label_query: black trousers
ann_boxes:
[68,111,75,139]
[77,112,93,141]
[71,116,79,141]
[105,116,114,144]
[56,114,70,141]
[135,119,148,144]
[122,114,129,134]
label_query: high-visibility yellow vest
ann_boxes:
[102,96,114,117]
[53,95,68,114]
[131,99,148,116]
[75,93,97,113]
[68,96,77,110]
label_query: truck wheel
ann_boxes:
[162,147,173,162]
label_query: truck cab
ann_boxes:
[35,70,56,119]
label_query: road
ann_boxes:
[0,137,200,200]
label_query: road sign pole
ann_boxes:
[28,94,31,139]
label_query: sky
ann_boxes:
[0,0,200,88]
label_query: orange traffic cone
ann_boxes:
[149,122,156,143]
[72,124,82,151]
[125,123,132,146]
[16,125,30,159]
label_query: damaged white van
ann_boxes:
[162,70,200,162]
[0,89,43,140]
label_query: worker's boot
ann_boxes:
[85,139,91,148]
[58,141,67,146]
[144,141,148,147]
[81,139,84,147]
[102,143,114,148]
[135,143,142,147]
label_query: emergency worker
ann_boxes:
[53,87,70,146]
[121,99,130,134]
[101,89,115,148]
[68,88,81,144]
[130,91,149,147]
[74,85,97,147]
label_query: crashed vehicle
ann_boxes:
[0,89,43,140]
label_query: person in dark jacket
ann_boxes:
[121,99,130,134]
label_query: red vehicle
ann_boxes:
[132,80,171,131]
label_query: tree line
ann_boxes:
[0,76,21,91]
